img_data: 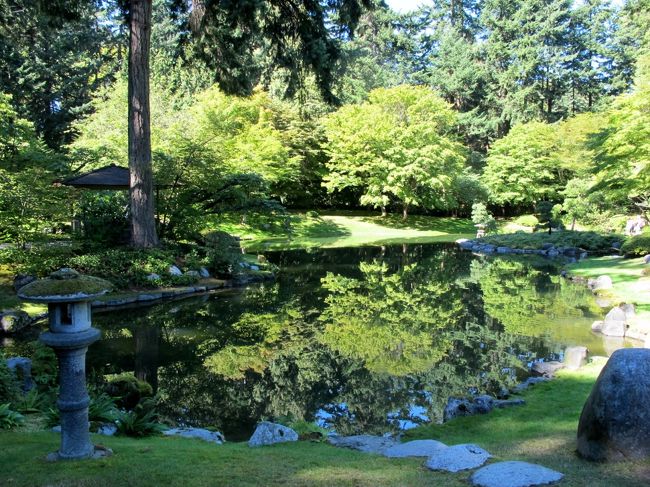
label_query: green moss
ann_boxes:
[18,272,112,301]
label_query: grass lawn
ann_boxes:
[0,265,45,315]
[2,361,649,486]
[220,212,476,251]
[567,256,650,319]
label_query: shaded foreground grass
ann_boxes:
[2,362,650,486]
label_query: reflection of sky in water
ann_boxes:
[316,403,430,431]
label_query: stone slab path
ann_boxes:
[470,461,564,487]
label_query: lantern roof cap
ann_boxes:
[18,268,113,303]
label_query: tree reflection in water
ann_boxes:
[88,244,602,439]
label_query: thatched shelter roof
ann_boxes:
[63,164,130,190]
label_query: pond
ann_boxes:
[5,243,624,440]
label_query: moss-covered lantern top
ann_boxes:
[18,268,113,303]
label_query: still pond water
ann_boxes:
[47,244,629,439]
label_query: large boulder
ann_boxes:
[248,421,298,447]
[577,348,650,461]
[0,310,31,334]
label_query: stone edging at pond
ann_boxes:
[1,272,275,334]
[456,238,588,260]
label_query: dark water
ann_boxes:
[10,244,612,440]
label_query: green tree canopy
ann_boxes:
[323,85,467,218]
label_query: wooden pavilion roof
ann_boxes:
[63,165,130,190]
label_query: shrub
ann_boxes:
[0,403,24,429]
[305,210,320,218]
[0,357,20,405]
[514,214,539,227]
[115,397,165,437]
[480,230,621,252]
[621,234,650,256]
[105,373,154,410]
[88,392,118,423]
[202,231,242,275]
[471,203,497,233]
[14,389,49,414]
[77,192,129,245]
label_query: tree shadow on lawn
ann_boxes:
[359,215,474,233]
[295,217,351,239]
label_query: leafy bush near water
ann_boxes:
[0,403,24,429]
[621,233,650,256]
[479,230,622,252]
[0,243,204,289]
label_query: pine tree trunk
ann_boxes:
[128,0,159,248]
[381,206,387,217]
[402,204,408,220]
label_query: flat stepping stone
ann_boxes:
[328,435,398,454]
[470,461,563,487]
[425,444,491,472]
[383,439,448,458]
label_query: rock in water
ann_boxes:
[248,421,298,447]
[470,461,563,487]
[577,348,650,461]
[601,306,628,337]
[425,444,491,472]
[563,346,588,370]
[383,439,448,458]
[328,435,398,454]
[531,361,564,378]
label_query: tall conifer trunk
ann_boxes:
[128,0,158,248]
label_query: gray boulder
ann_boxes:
[497,247,511,254]
[644,254,650,264]
[547,249,560,257]
[185,270,200,278]
[444,395,524,421]
[457,239,475,250]
[168,265,183,276]
[1,310,31,334]
[96,423,118,436]
[563,346,588,370]
[470,461,563,487]
[591,321,603,332]
[425,444,491,472]
[6,356,35,392]
[146,273,161,281]
[577,348,650,461]
[383,439,447,458]
[164,427,224,444]
[531,361,565,378]
[601,307,627,337]
[248,421,298,447]
[327,434,397,454]
[199,267,210,278]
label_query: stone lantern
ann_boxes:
[18,268,112,460]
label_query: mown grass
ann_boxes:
[2,362,649,486]
[222,212,475,251]
[567,256,650,316]
[0,265,45,314]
